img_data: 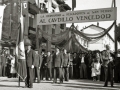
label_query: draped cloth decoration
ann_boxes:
[89,38,102,44]
[62,34,88,53]
[82,22,115,39]
[72,34,88,53]
[82,30,105,37]
[38,28,70,44]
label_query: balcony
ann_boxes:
[28,2,39,15]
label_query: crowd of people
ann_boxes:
[0,44,119,88]
[0,49,16,78]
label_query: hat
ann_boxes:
[25,43,31,46]
[34,49,39,51]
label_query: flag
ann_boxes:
[15,2,27,80]
[72,0,76,10]
[0,5,6,41]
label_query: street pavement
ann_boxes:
[0,77,120,90]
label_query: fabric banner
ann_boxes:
[38,28,70,44]
[15,3,27,80]
[0,5,6,41]
[37,7,116,25]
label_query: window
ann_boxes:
[60,24,64,29]
[52,28,55,34]
[29,13,34,27]
[29,17,33,27]
[42,25,46,32]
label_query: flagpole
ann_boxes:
[113,0,117,58]
[18,0,22,87]
[72,0,75,27]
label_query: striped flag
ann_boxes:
[72,0,76,10]
[15,2,27,80]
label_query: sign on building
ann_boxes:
[37,7,117,25]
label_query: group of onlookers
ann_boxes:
[71,45,116,87]
[0,49,16,78]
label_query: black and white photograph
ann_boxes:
[0,0,120,90]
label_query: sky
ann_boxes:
[65,0,120,39]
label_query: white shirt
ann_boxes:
[81,56,84,63]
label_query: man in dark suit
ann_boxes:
[104,55,114,87]
[46,51,52,80]
[25,43,35,88]
[79,53,87,79]
[34,49,43,83]
[1,50,7,77]
[73,53,78,79]
[62,49,70,81]
[53,47,63,83]
[41,51,47,80]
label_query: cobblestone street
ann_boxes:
[0,77,120,90]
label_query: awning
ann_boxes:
[28,2,39,14]
[55,0,65,5]
[59,4,71,11]
[62,4,71,10]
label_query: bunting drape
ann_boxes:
[82,22,115,39]
[38,28,70,44]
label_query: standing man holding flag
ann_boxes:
[16,0,36,88]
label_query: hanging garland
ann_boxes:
[89,22,115,39]
[79,22,115,40]
[82,30,105,37]
[38,28,70,43]
[72,33,88,52]
[38,28,70,45]
[89,37,102,44]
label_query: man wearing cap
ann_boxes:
[25,43,35,88]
